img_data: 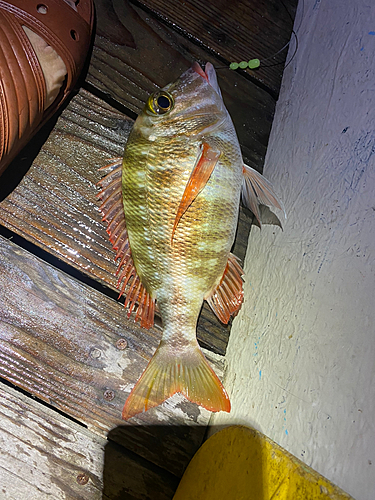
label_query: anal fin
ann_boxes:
[97,159,155,329]
[206,253,244,324]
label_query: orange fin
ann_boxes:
[97,159,155,329]
[122,342,230,420]
[172,142,220,242]
[206,253,244,324]
[242,164,286,228]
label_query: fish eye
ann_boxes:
[147,91,174,115]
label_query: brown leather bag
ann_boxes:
[0,0,94,176]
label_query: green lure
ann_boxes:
[229,59,261,70]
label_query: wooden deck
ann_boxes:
[0,0,296,498]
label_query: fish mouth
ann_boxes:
[192,62,210,81]
[192,62,222,97]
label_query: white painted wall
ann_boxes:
[211,1,375,498]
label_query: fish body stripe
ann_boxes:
[123,126,242,341]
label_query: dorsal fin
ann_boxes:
[206,253,244,324]
[97,159,155,329]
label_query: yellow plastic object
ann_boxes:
[173,426,354,500]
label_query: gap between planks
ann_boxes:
[0,233,222,477]
[0,88,250,356]
[0,380,179,500]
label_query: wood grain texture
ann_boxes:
[88,0,276,167]
[0,382,178,499]
[0,89,251,355]
[0,0,273,358]
[0,90,128,286]
[0,235,223,476]
[0,0,291,494]
[136,0,297,95]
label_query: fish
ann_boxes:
[97,62,285,420]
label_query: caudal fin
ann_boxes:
[122,343,231,420]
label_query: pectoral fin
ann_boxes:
[172,142,220,242]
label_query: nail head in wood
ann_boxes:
[90,347,102,359]
[104,389,115,401]
[116,338,128,350]
[76,472,89,485]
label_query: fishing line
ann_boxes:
[216,0,303,72]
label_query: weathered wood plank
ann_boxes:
[0,382,178,499]
[89,0,276,167]
[0,234,221,476]
[0,0,273,357]
[0,89,250,355]
[0,91,127,284]
[0,1,292,494]
[136,0,297,95]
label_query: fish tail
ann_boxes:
[122,343,231,420]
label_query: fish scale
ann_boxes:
[97,62,285,420]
